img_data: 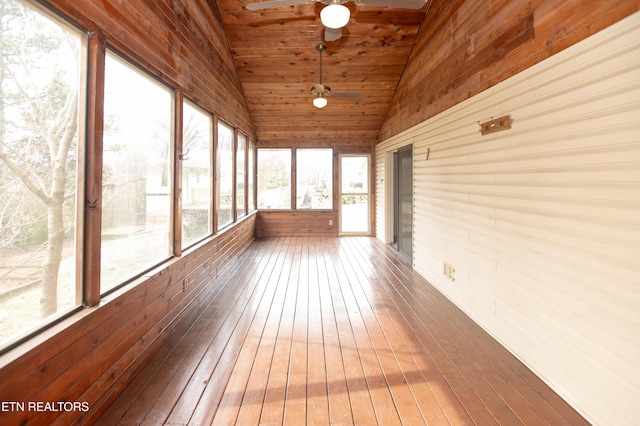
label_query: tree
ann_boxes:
[0,0,81,317]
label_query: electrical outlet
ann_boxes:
[443,262,455,281]
[329,219,333,225]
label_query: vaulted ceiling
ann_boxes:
[215,0,429,147]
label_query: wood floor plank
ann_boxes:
[140,245,270,425]
[339,248,428,425]
[281,237,308,425]
[96,236,269,425]
[348,236,588,425]
[305,238,330,425]
[321,239,385,426]
[172,237,282,425]
[332,247,403,425]
[344,237,506,425]
[233,238,299,425]
[328,240,452,425]
[98,236,589,426]
[317,238,353,425]
[211,237,294,425]
[258,238,301,425]
[360,238,541,423]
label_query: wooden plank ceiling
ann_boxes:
[215,0,428,146]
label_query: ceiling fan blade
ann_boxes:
[246,0,314,11]
[330,92,363,99]
[279,93,311,97]
[324,27,342,42]
[356,0,427,9]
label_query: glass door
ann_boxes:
[394,145,413,260]
[339,155,371,235]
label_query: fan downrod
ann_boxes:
[317,44,326,85]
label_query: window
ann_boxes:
[182,101,212,248]
[248,140,256,212]
[217,121,234,229]
[101,52,173,292]
[258,149,291,209]
[0,0,85,347]
[236,133,246,218]
[296,149,333,209]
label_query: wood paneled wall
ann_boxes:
[379,0,640,142]
[375,12,640,425]
[256,211,338,238]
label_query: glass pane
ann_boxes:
[182,101,212,248]
[296,149,333,209]
[398,146,413,259]
[341,195,369,233]
[102,53,173,292]
[258,149,291,209]
[0,0,84,346]
[341,156,368,194]
[248,141,256,212]
[340,155,370,235]
[217,121,234,229]
[236,133,246,218]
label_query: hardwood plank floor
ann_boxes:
[97,237,589,425]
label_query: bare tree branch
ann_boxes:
[0,145,51,204]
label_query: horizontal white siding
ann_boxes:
[376,12,640,426]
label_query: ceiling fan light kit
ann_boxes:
[313,96,328,108]
[320,3,350,29]
[246,0,427,41]
[277,42,363,108]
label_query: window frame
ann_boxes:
[248,140,257,212]
[99,49,176,295]
[180,97,214,250]
[216,120,236,230]
[257,148,293,210]
[236,132,247,219]
[257,147,338,212]
[0,0,89,351]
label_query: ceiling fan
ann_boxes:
[246,0,427,41]
[279,44,362,108]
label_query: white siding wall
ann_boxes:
[375,12,640,426]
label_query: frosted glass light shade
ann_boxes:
[313,96,328,108]
[320,4,350,29]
